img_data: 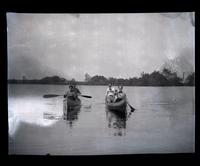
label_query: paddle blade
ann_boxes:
[127,103,135,112]
[80,95,92,98]
[43,94,62,98]
[130,108,135,112]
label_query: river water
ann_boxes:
[8,84,195,155]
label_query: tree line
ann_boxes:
[8,76,67,85]
[84,68,195,86]
[8,68,195,86]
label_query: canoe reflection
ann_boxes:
[106,108,127,136]
[63,106,81,128]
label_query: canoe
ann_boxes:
[63,97,81,115]
[65,97,81,106]
[105,95,127,113]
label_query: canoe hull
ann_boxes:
[105,96,127,113]
[63,98,81,115]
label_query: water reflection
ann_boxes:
[106,108,131,136]
[63,106,81,128]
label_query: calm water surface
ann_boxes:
[8,84,195,155]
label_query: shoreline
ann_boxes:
[7,82,195,87]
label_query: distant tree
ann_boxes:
[40,76,67,84]
[128,77,138,86]
[140,72,145,77]
[149,71,169,86]
[85,73,91,82]
[22,76,26,80]
[161,68,175,80]
[161,68,182,85]
[108,77,116,85]
[70,78,76,84]
[71,78,76,82]
[89,75,108,85]
[185,72,195,86]
[140,72,150,85]
[116,78,128,86]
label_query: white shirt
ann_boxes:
[106,87,115,96]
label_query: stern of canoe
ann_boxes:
[63,98,81,116]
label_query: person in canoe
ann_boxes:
[72,84,81,100]
[114,85,126,102]
[106,83,115,103]
[64,85,73,99]
[64,84,81,100]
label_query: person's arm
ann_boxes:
[112,87,115,93]
[106,89,109,95]
[76,88,81,95]
[64,91,68,98]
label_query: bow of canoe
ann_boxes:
[105,95,127,112]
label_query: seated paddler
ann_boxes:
[64,83,81,100]
[72,84,81,100]
[106,83,115,103]
[115,85,126,102]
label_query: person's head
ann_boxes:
[72,84,77,89]
[70,80,76,87]
[108,84,112,90]
[69,85,73,90]
[118,85,123,91]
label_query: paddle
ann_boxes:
[127,102,135,112]
[43,94,92,98]
[80,95,92,98]
[43,94,62,98]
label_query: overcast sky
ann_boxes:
[7,13,195,81]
